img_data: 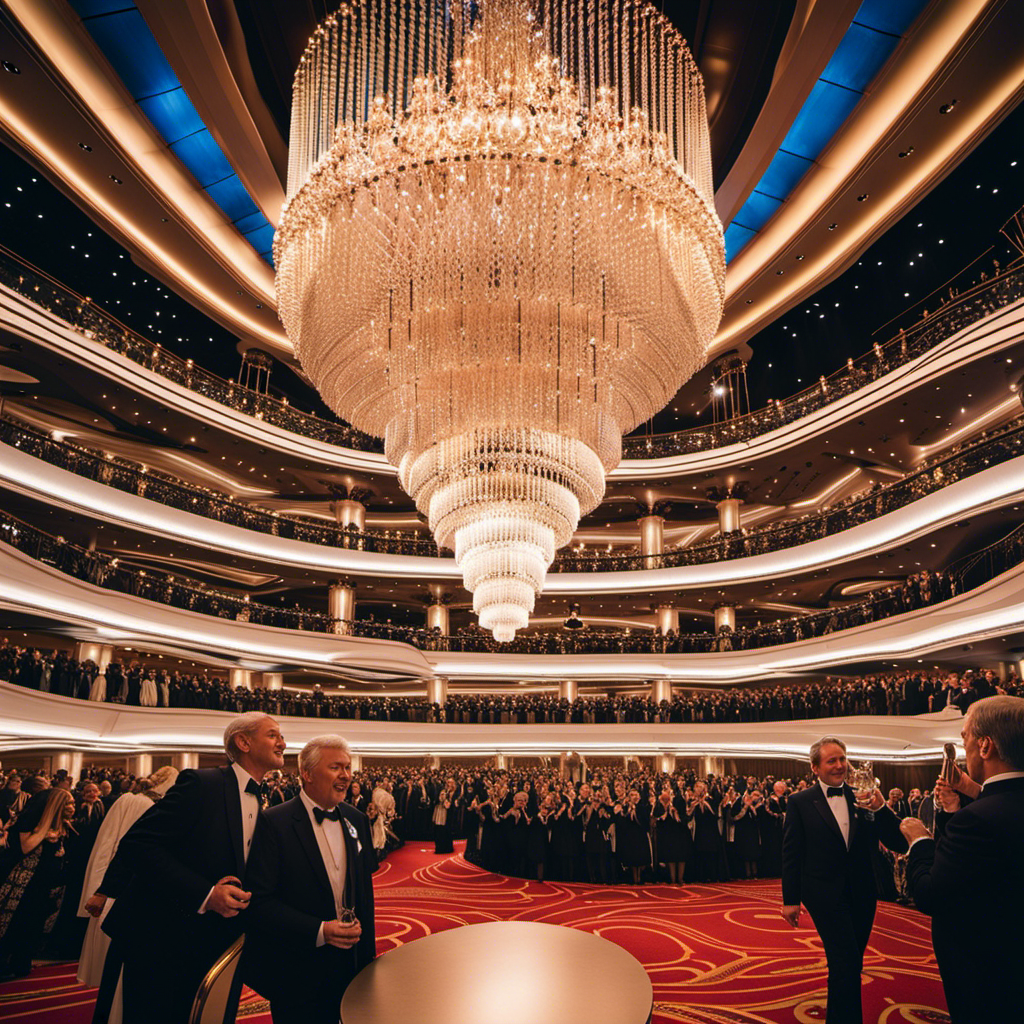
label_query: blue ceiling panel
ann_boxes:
[737,190,785,232]
[854,0,924,37]
[136,88,204,145]
[233,211,268,235]
[168,131,235,189]
[821,23,897,93]
[724,223,758,262]
[69,2,140,20]
[241,224,276,256]
[204,178,261,223]
[781,80,863,162]
[71,1,274,267]
[77,10,177,99]
[758,149,815,202]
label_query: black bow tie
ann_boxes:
[313,806,341,825]
[245,779,262,799]
[826,786,845,798]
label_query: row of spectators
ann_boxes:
[625,259,1023,458]
[3,412,1021,571]
[0,510,969,652]
[3,643,1018,720]
[3,245,1018,461]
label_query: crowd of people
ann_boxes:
[0,508,973,653]
[4,412,1022,573]
[4,641,1020,720]
[0,691,1021,1024]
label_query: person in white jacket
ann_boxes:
[76,767,178,1023]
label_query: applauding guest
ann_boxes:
[247,735,376,1024]
[900,696,1024,1024]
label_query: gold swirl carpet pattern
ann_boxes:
[0,841,949,1023]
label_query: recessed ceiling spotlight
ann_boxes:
[856,194,869,202]
[898,146,915,158]
[1,60,20,74]
[828,223,837,230]
[795,254,804,260]
[78,142,92,152]
[939,99,957,114]
[109,175,122,185]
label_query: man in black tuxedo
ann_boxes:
[900,695,1024,1023]
[781,736,906,1024]
[247,734,376,1024]
[99,712,286,1024]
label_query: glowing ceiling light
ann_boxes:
[275,0,724,640]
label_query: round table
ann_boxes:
[341,920,653,1024]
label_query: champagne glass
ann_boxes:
[848,761,879,801]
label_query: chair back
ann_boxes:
[188,935,245,1024]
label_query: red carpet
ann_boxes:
[0,843,949,1023]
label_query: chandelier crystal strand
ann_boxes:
[276,0,725,641]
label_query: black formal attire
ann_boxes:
[100,764,259,1024]
[904,774,1024,1024]
[782,783,906,1024]
[247,795,377,1024]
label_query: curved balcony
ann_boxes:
[0,680,965,762]
[2,241,1022,468]
[4,526,1023,683]
[2,507,1021,656]
[3,414,1023,575]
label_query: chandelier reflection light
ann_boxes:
[275,0,725,641]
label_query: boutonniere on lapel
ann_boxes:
[344,817,362,852]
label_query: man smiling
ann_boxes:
[247,735,377,1024]
[780,736,906,1024]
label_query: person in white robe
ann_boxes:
[76,767,178,1022]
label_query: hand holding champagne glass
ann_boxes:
[849,761,884,811]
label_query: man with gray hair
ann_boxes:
[98,712,285,1023]
[900,695,1024,1023]
[247,734,376,1024]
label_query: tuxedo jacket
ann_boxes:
[781,784,906,911]
[100,766,247,961]
[905,776,1024,1023]
[245,796,377,1004]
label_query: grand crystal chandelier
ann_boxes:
[275,0,725,641]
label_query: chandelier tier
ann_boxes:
[276,0,725,641]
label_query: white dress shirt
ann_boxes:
[819,780,850,848]
[198,762,261,913]
[299,789,349,947]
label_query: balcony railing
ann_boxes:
[1,239,1021,461]
[4,508,1021,655]
[4,412,1022,571]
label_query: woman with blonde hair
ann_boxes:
[0,787,75,978]
[76,765,179,1022]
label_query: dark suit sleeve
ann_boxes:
[872,804,909,854]
[780,800,804,905]
[906,809,996,918]
[355,813,377,967]
[247,815,323,948]
[100,769,212,912]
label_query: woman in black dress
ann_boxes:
[0,788,75,978]
[689,782,722,882]
[653,788,692,884]
[613,789,651,885]
[731,788,764,878]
